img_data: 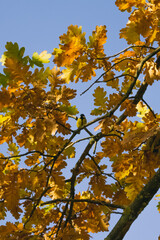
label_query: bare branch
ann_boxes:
[0,150,55,160]
[142,98,157,118]
[41,198,125,210]
[23,131,80,227]
[88,153,123,188]
[116,82,148,125]
[65,136,93,150]
[97,73,135,83]
[56,202,69,237]
[56,120,75,133]
[97,45,156,59]
[105,167,160,240]
[64,132,104,227]
[80,58,138,96]
[116,46,160,125]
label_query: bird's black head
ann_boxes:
[80,114,85,119]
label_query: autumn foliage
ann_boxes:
[0,0,160,239]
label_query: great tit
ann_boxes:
[76,114,87,129]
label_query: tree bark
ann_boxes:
[105,168,160,240]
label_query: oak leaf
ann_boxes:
[93,86,108,109]
[115,0,146,12]
[53,25,86,67]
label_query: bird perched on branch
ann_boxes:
[76,114,87,129]
[76,114,93,136]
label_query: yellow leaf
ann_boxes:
[120,22,140,44]
[120,99,137,117]
[148,27,158,44]
[144,61,160,85]
[44,117,58,136]
[0,115,10,125]
[0,222,17,236]
[98,214,109,231]
[0,54,6,66]
[17,223,23,230]
[53,25,86,67]
[136,102,149,120]
[32,50,51,63]
[115,0,146,12]
[61,67,74,84]
[24,154,40,166]
[103,71,119,90]
[94,120,104,131]
[88,25,107,58]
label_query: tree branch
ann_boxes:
[64,132,104,227]
[0,150,55,160]
[116,46,160,125]
[41,198,125,210]
[64,135,97,227]
[87,153,123,188]
[78,47,160,131]
[64,136,93,149]
[24,187,51,228]
[105,168,160,240]
[97,73,135,83]
[142,97,156,118]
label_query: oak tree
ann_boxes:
[0,0,160,239]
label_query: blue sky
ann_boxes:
[1,1,160,239]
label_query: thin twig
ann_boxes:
[80,58,138,96]
[56,120,74,133]
[65,136,94,150]
[142,98,156,118]
[97,45,156,60]
[111,211,123,215]
[102,133,123,140]
[87,153,102,173]
[116,46,160,125]
[88,153,123,188]
[97,73,135,83]
[56,202,69,237]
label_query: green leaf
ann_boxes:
[5,42,19,58]
[91,108,105,116]
[42,204,56,213]
[19,47,25,58]
[4,42,29,66]
[0,73,8,87]
[8,143,19,156]
[8,143,20,164]
[59,104,79,115]
[29,58,43,68]
[63,145,75,159]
